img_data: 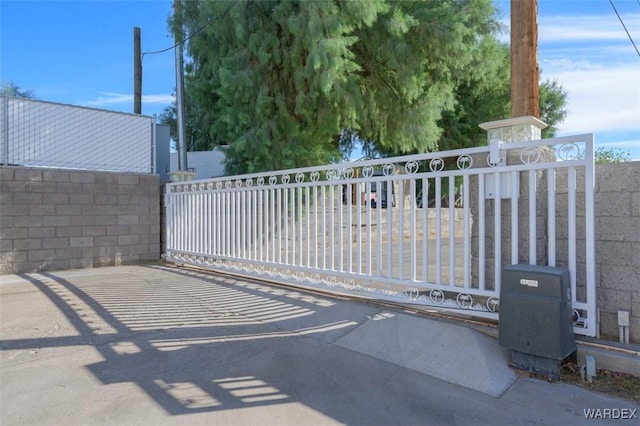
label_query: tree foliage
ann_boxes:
[171,0,567,174]
[175,0,501,174]
[437,41,567,151]
[594,147,632,163]
[0,81,35,98]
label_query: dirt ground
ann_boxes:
[557,359,640,404]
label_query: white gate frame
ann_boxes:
[165,134,596,337]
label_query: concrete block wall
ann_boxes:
[553,162,639,342]
[0,166,160,274]
[592,162,640,342]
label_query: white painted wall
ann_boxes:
[170,149,226,179]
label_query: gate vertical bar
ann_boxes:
[422,177,428,283]
[2,96,9,165]
[584,134,596,337]
[463,175,470,288]
[494,171,502,293]
[356,181,362,275]
[568,167,577,299]
[449,177,456,285]
[435,177,442,284]
[511,171,519,264]
[547,169,556,267]
[398,178,404,280]
[528,170,537,264]
[478,174,486,290]
[410,178,416,281]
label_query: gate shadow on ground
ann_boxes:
[1,266,397,421]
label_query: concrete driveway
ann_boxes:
[1,265,637,425]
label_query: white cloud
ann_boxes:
[84,92,174,106]
[539,14,640,43]
[603,139,640,150]
[542,63,640,135]
[497,6,640,160]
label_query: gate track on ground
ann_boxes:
[163,262,639,358]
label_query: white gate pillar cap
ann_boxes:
[479,115,548,144]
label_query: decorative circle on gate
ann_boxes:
[558,143,581,161]
[198,183,205,190]
[191,183,198,191]
[404,288,420,300]
[520,147,541,164]
[235,179,243,188]
[343,167,355,180]
[328,276,338,287]
[295,172,305,183]
[257,176,265,186]
[486,152,505,167]
[382,163,395,176]
[457,155,473,170]
[225,180,232,189]
[269,175,278,185]
[456,293,473,308]
[429,289,445,304]
[207,182,214,190]
[281,174,290,184]
[326,170,337,180]
[362,165,375,178]
[486,297,499,312]
[216,181,223,189]
[246,178,253,187]
[571,308,581,325]
[310,171,320,182]
[405,160,419,175]
[429,158,445,172]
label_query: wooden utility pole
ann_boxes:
[134,27,142,114]
[173,0,187,171]
[510,0,539,118]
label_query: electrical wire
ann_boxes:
[141,0,239,61]
[608,0,640,58]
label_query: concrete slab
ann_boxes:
[1,265,638,426]
[335,310,516,397]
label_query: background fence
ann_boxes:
[1,96,155,173]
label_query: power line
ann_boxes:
[608,0,640,58]
[141,0,239,61]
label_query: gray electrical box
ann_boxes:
[499,264,576,378]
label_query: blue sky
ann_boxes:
[1,0,639,159]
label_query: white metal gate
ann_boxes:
[165,134,596,336]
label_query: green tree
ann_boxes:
[436,42,567,152]
[158,92,214,151]
[539,79,567,139]
[175,0,499,174]
[594,147,632,163]
[0,81,35,98]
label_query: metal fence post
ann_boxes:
[151,115,157,174]
[2,96,8,165]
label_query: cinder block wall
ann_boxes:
[0,166,160,274]
[593,162,640,342]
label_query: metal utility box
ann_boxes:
[499,264,576,378]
